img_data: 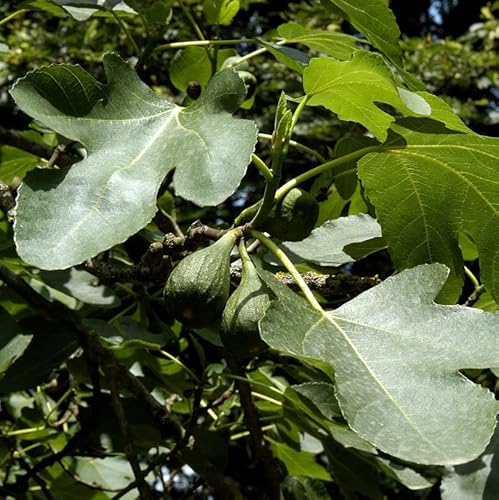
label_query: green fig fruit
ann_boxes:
[164,231,237,328]
[262,188,319,241]
[221,254,271,358]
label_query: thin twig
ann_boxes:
[154,208,185,238]
[82,246,380,301]
[0,8,28,27]
[464,284,486,307]
[178,0,205,41]
[258,133,327,163]
[250,229,323,311]
[111,10,140,57]
[46,143,72,169]
[109,375,153,499]
[16,456,54,500]
[226,357,281,499]
[169,386,203,455]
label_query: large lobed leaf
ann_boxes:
[10,53,257,269]
[358,118,499,302]
[303,52,430,142]
[259,264,499,465]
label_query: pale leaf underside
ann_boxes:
[259,264,499,465]
[10,54,257,269]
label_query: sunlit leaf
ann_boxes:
[326,0,402,66]
[204,0,240,25]
[269,438,332,481]
[277,22,359,60]
[303,53,423,141]
[358,118,499,301]
[259,264,499,465]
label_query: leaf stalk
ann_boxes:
[111,10,140,57]
[0,8,28,26]
[249,229,323,312]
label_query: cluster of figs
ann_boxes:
[163,187,320,358]
[163,229,270,358]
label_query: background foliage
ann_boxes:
[0,0,498,498]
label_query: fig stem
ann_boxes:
[237,238,251,265]
[249,229,323,312]
[226,355,282,499]
[464,265,480,290]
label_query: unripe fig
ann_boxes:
[221,254,271,358]
[263,188,319,241]
[164,231,237,328]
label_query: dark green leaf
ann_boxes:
[72,456,138,490]
[0,319,76,391]
[324,437,383,499]
[377,458,433,490]
[180,428,228,475]
[0,307,32,375]
[291,382,342,421]
[262,41,311,74]
[38,268,120,306]
[283,476,332,500]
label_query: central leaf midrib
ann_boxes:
[306,314,449,461]
[49,109,181,257]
